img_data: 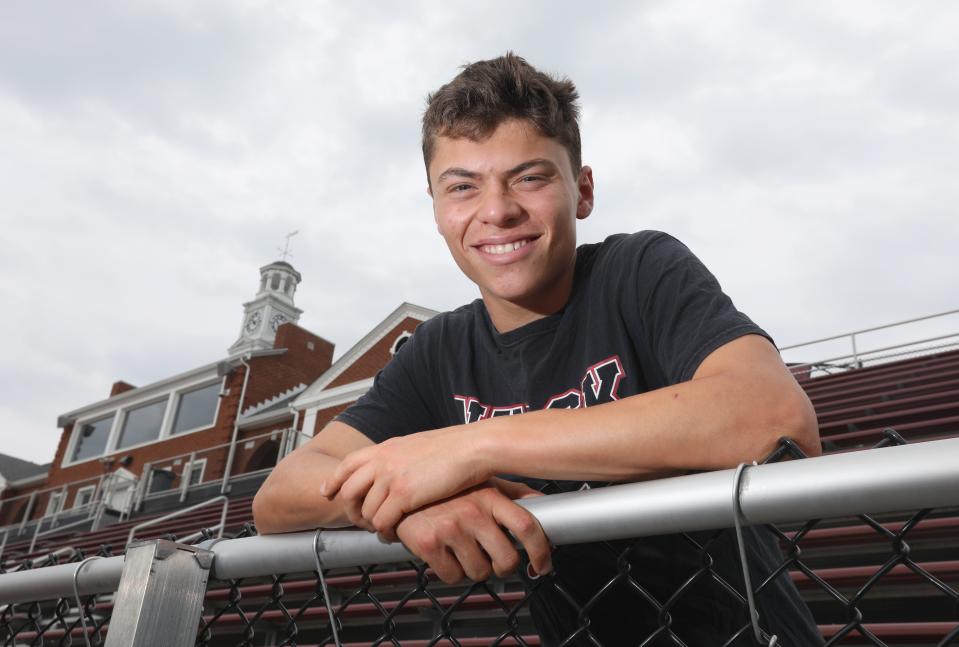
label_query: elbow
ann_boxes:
[252,479,280,534]
[771,388,821,459]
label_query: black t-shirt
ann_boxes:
[338,231,821,646]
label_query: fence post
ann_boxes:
[104,539,213,647]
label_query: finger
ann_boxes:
[360,480,389,526]
[492,500,552,576]
[343,497,374,531]
[370,495,406,538]
[493,478,545,500]
[336,464,376,511]
[427,547,465,585]
[321,450,367,497]
[447,534,493,583]
[473,521,520,578]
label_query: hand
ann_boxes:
[321,426,490,536]
[395,480,552,584]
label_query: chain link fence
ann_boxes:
[2,432,958,646]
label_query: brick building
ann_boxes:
[0,260,335,533]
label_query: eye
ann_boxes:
[448,183,475,194]
[516,175,546,187]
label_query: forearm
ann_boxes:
[473,368,818,483]
[253,447,353,533]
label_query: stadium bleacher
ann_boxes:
[2,348,958,645]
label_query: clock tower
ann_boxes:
[229,261,304,355]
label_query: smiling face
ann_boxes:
[428,119,594,332]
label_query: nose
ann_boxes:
[479,185,524,227]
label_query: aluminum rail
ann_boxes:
[3,437,959,605]
[779,307,959,351]
[126,495,229,546]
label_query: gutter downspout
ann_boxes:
[289,406,301,454]
[221,354,252,494]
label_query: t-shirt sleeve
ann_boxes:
[625,232,773,386]
[334,325,438,444]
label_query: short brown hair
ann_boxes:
[422,53,582,177]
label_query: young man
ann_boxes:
[254,53,823,645]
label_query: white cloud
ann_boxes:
[0,1,957,462]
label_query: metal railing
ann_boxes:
[780,308,959,378]
[1,434,958,646]
[126,495,229,547]
[0,427,306,543]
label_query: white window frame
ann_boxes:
[187,458,207,486]
[169,382,223,437]
[61,375,225,468]
[113,396,172,452]
[73,485,96,509]
[389,330,413,356]
[44,491,64,517]
[67,413,119,465]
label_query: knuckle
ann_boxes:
[416,532,440,555]
[495,552,520,577]
[512,513,537,537]
[435,517,460,538]
[470,565,492,582]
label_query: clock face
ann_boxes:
[270,313,287,332]
[245,311,262,334]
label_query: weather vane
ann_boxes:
[278,230,299,262]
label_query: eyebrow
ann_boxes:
[436,159,557,183]
[506,158,556,177]
[437,167,481,182]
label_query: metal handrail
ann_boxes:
[126,495,229,547]
[0,427,289,534]
[779,308,959,351]
[788,333,959,372]
[27,515,94,555]
[2,435,958,605]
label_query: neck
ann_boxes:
[482,267,576,334]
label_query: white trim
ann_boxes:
[56,348,284,424]
[62,376,224,468]
[389,331,413,356]
[169,380,224,437]
[114,396,169,452]
[187,458,207,486]
[8,472,48,488]
[294,302,436,409]
[242,383,307,417]
[301,410,318,439]
[73,485,96,509]
[302,377,375,411]
[237,406,294,430]
[44,491,64,517]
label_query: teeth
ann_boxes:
[483,240,529,255]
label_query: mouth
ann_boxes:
[476,236,539,256]
[480,239,532,255]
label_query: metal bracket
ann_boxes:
[104,539,213,647]
[731,463,778,647]
[313,530,343,647]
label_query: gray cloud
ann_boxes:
[1,1,957,462]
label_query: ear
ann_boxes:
[575,166,594,220]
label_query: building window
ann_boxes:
[390,331,412,356]
[147,468,176,494]
[71,414,115,462]
[116,399,167,450]
[172,382,220,435]
[188,459,207,486]
[45,491,64,516]
[74,485,96,509]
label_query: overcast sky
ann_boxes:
[1,1,957,464]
